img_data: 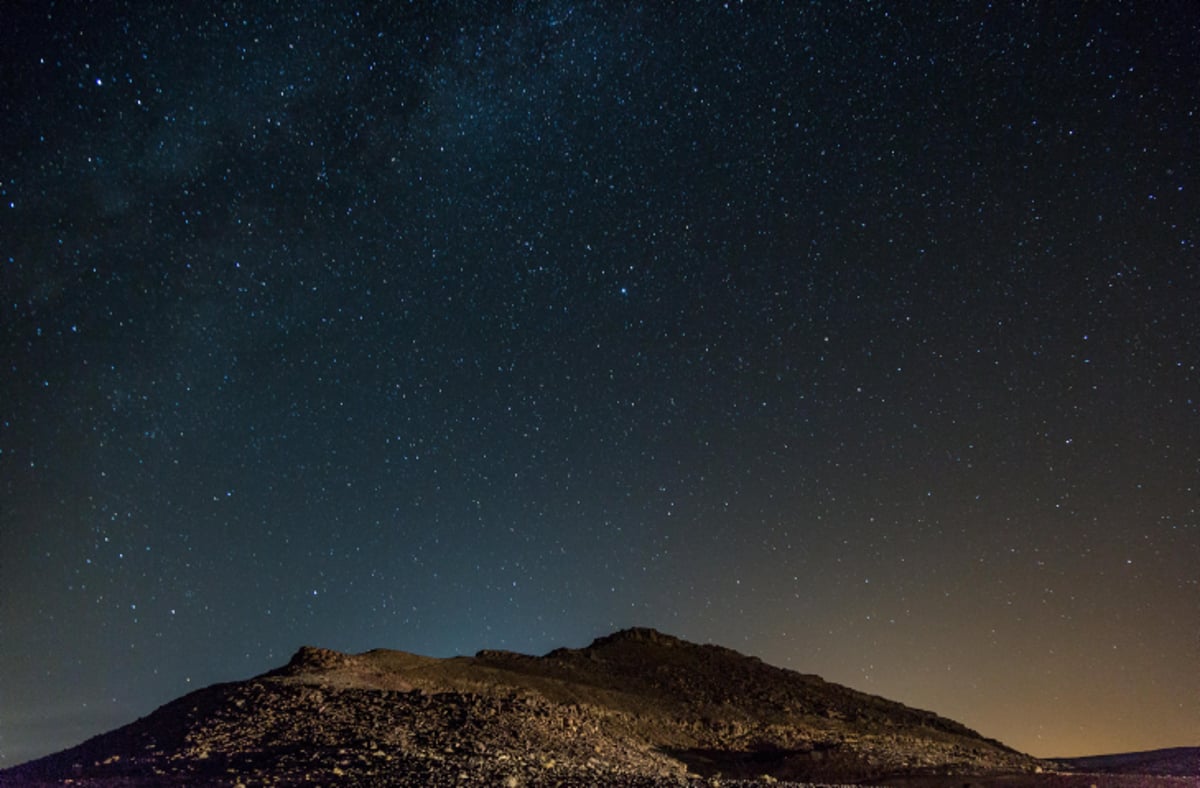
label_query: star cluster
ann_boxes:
[2,1,1197,764]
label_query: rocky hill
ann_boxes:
[0,628,1139,786]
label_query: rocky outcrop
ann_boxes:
[279,644,356,673]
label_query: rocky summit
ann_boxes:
[0,629,1186,787]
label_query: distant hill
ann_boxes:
[1051,747,1200,777]
[1,627,1183,787]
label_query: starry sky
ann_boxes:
[2,1,1197,766]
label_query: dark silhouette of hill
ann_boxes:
[1,628,1190,787]
[1050,747,1199,777]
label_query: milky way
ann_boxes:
[1,2,1197,765]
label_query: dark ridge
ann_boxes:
[1051,746,1200,777]
[586,626,687,649]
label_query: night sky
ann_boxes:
[2,1,1197,766]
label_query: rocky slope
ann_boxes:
[0,628,1056,786]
